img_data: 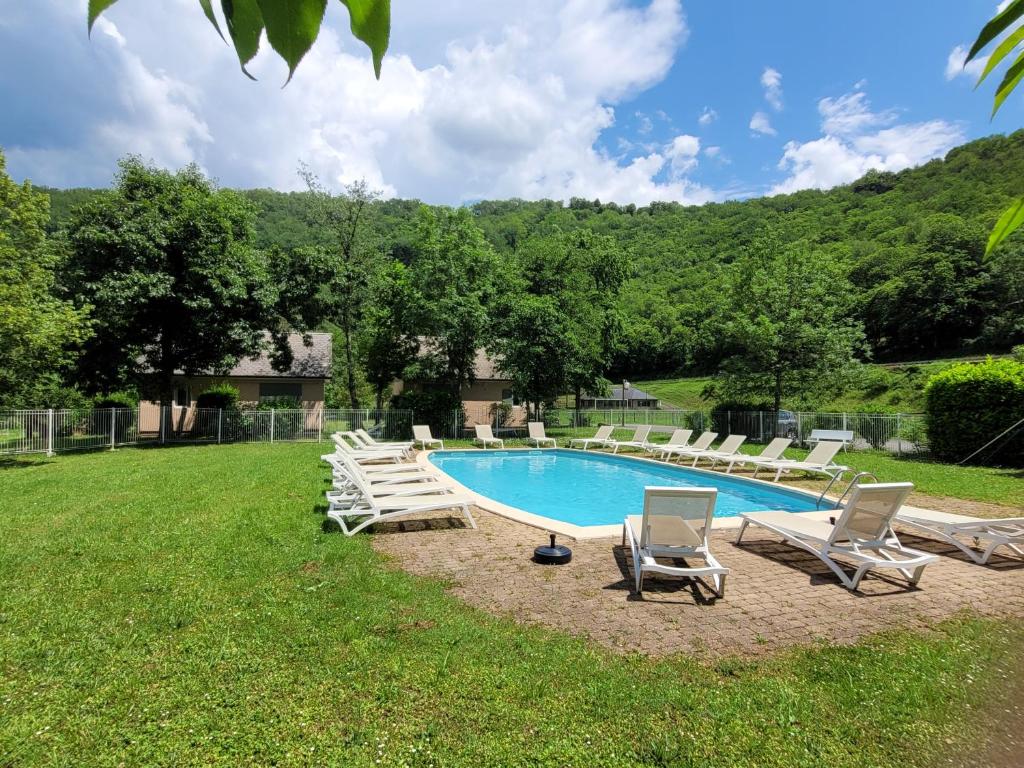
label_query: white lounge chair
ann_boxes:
[723,437,792,474]
[661,431,717,462]
[736,482,938,591]
[610,425,653,454]
[623,487,729,597]
[355,427,414,451]
[648,428,692,456]
[332,434,404,463]
[750,440,848,482]
[346,430,410,457]
[527,422,556,448]
[323,454,438,492]
[690,434,747,468]
[894,510,1024,565]
[474,424,505,449]
[412,425,444,450]
[569,425,615,450]
[327,468,476,536]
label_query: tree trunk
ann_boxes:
[343,317,358,410]
[773,368,783,438]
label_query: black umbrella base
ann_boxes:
[533,533,572,565]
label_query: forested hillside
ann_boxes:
[42,130,1024,385]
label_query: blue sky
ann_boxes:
[0,1,1019,204]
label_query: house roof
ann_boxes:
[227,332,333,378]
[413,338,508,381]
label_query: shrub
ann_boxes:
[94,391,137,409]
[93,391,138,443]
[195,383,240,410]
[924,359,1024,465]
[391,389,463,438]
[1013,344,1024,363]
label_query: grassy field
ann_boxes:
[636,356,1008,413]
[2,442,1021,766]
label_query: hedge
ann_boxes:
[924,358,1024,465]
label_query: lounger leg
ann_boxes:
[774,467,783,482]
[463,504,477,530]
[735,519,749,544]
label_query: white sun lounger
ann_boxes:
[736,482,938,590]
[346,430,410,457]
[332,434,404,463]
[894,509,1024,564]
[661,431,717,462]
[690,434,747,468]
[623,487,729,597]
[323,454,438,490]
[750,440,848,482]
[326,466,475,536]
[474,424,505,449]
[527,422,557,448]
[569,425,615,450]
[610,425,653,454]
[647,428,692,456]
[412,425,444,450]
[723,437,792,474]
[355,427,414,451]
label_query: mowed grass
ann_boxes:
[1,443,1021,767]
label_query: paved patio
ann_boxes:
[372,507,1024,657]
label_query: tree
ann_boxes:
[64,157,283,404]
[358,262,419,409]
[88,0,390,82]
[489,230,628,416]
[0,150,90,406]
[965,0,1024,254]
[299,171,381,409]
[407,206,501,401]
[712,233,865,417]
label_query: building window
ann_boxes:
[174,385,190,407]
[258,382,303,404]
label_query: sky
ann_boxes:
[0,0,1021,205]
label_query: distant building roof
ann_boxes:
[227,332,332,378]
[162,332,333,379]
[414,338,508,381]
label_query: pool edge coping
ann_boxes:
[418,447,845,541]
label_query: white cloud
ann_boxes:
[635,112,654,134]
[698,106,718,126]
[749,111,776,136]
[770,87,964,195]
[761,66,783,111]
[2,0,718,206]
[666,133,700,175]
[945,44,988,81]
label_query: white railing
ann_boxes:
[0,407,415,456]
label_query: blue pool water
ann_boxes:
[429,449,830,527]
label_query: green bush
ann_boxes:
[195,383,240,410]
[93,391,137,409]
[1013,344,1024,363]
[924,359,1024,465]
[391,389,463,438]
[93,391,138,443]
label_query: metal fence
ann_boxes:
[430,407,928,456]
[0,407,414,457]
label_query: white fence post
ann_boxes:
[896,413,902,456]
[217,409,223,444]
[109,407,116,450]
[270,409,275,443]
[47,409,54,456]
[317,408,323,442]
[160,406,166,444]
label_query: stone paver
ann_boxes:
[371,507,1024,657]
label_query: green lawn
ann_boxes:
[1,443,1021,766]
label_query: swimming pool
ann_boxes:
[428,449,832,528]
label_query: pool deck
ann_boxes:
[360,448,1024,657]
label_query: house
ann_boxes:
[392,347,523,428]
[579,385,660,410]
[139,332,332,432]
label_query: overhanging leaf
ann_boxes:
[992,50,1024,115]
[976,26,1024,86]
[199,0,226,43]
[986,197,1024,256]
[257,0,328,83]
[341,0,390,79]
[967,0,1024,62]
[222,0,264,80]
[87,0,120,35]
